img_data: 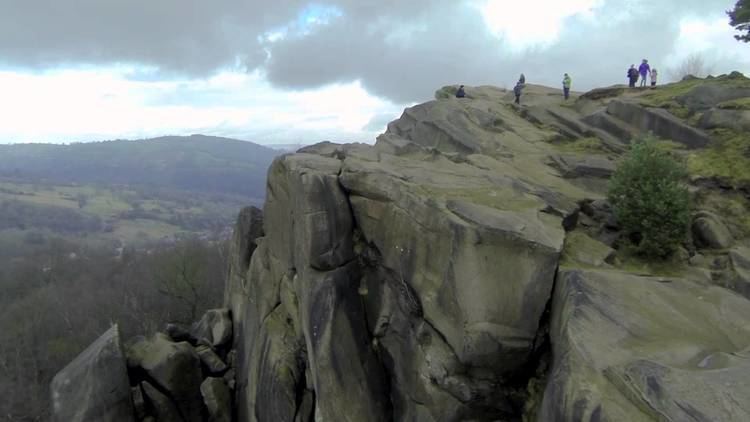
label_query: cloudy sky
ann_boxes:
[0,0,747,145]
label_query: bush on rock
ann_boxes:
[607,136,690,258]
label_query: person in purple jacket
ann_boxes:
[639,59,651,87]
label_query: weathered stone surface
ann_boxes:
[224,83,750,422]
[196,345,228,375]
[141,381,183,422]
[127,333,204,422]
[224,206,263,325]
[201,377,232,422]
[730,246,750,299]
[606,100,710,148]
[50,326,135,422]
[132,386,147,420]
[540,269,750,421]
[676,82,750,111]
[561,231,616,267]
[191,308,233,348]
[580,86,627,100]
[692,211,734,249]
[698,109,750,131]
[547,153,616,179]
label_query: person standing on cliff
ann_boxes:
[650,68,658,87]
[627,65,638,88]
[513,82,524,104]
[562,73,572,100]
[639,59,651,87]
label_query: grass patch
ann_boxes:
[693,189,750,238]
[717,97,750,110]
[688,128,750,188]
[612,244,685,277]
[112,219,185,244]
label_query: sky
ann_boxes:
[0,0,747,145]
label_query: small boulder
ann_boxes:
[222,368,236,390]
[196,345,228,375]
[50,325,135,422]
[127,333,204,422]
[200,378,232,422]
[191,309,232,348]
[692,211,733,249]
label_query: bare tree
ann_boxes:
[668,53,715,81]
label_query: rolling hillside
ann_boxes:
[0,134,280,200]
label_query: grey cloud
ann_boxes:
[0,0,741,103]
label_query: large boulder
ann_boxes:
[539,269,750,421]
[127,333,204,422]
[50,326,135,422]
[141,381,183,422]
[191,308,233,348]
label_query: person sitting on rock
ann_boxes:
[627,65,639,88]
[562,73,572,100]
[513,82,524,104]
[639,59,651,87]
[456,85,466,98]
[650,68,658,87]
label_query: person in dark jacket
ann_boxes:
[513,82,523,104]
[627,65,638,88]
[456,85,466,98]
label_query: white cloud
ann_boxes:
[0,67,404,144]
[664,16,750,80]
[479,0,603,50]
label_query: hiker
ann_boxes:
[639,59,651,87]
[650,68,658,87]
[513,82,523,104]
[456,85,466,98]
[562,73,572,100]
[519,73,526,84]
[627,65,639,88]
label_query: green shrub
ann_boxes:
[607,136,690,258]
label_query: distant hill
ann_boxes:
[0,135,281,200]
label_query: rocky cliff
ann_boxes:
[53,74,750,421]
[225,76,750,422]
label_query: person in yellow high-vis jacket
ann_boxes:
[562,73,572,100]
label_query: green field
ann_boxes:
[0,179,250,248]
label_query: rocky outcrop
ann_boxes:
[50,325,134,422]
[52,79,750,421]
[604,100,710,148]
[540,269,750,421]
